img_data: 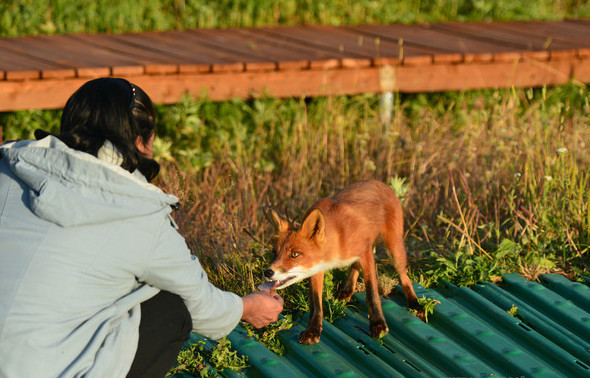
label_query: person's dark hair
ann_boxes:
[50,78,159,181]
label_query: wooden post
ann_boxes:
[379,65,396,130]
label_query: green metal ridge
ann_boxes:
[226,323,307,378]
[334,309,445,377]
[294,313,405,377]
[501,273,590,340]
[170,274,590,377]
[474,280,590,367]
[539,273,590,312]
[354,292,497,376]
[277,320,367,377]
[439,280,590,376]
[412,284,566,377]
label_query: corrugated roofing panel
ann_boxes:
[173,274,590,377]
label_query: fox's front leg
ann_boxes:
[299,271,324,344]
[360,248,389,339]
[336,261,361,302]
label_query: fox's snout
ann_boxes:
[263,268,275,279]
[262,263,309,290]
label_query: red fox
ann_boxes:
[265,179,421,344]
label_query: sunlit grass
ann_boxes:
[2,0,590,37]
[142,84,590,295]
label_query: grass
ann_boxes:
[8,84,586,292]
[2,1,590,375]
[1,0,590,37]
[2,84,589,298]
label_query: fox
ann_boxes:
[264,179,422,345]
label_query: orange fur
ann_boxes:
[265,179,420,344]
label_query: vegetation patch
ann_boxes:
[168,338,248,377]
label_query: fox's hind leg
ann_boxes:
[382,210,420,310]
[359,246,389,339]
[336,261,361,302]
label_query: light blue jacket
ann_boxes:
[0,136,243,377]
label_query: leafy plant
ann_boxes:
[507,305,519,317]
[167,341,214,377]
[407,296,441,323]
[418,296,441,323]
[244,316,294,355]
[208,338,249,372]
[168,338,248,376]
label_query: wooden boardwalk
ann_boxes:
[0,20,589,111]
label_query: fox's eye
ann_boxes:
[290,251,301,258]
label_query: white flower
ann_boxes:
[556,147,568,154]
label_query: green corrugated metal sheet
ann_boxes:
[173,273,590,377]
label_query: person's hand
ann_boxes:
[241,290,284,328]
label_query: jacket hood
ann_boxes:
[0,136,178,227]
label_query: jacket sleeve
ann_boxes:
[138,213,243,340]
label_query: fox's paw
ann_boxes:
[412,307,426,321]
[369,320,389,339]
[408,301,426,321]
[335,287,355,302]
[299,328,321,344]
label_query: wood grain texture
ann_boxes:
[0,20,588,111]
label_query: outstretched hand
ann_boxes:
[241,289,284,328]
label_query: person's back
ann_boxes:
[0,136,180,376]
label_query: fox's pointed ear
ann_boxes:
[301,209,325,243]
[270,209,290,234]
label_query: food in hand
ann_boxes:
[257,281,278,293]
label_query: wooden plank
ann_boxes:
[396,58,575,92]
[33,34,147,77]
[430,22,579,61]
[499,21,590,45]
[175,29,292,71]
[482,21,587,53]
[348,23,519,63]
[0,38,76,79]
[573,57,590,82]
[304,25,438,66]
[0,47,69,80]
[167,29,279,71]
[183,27,347,71]
[111,31,252,73]
[0,56,581,112]
[237,28,347,68]
[105,33,209,74]
[485,21,590,59]
[0,78,89,111]
[5,35,115,78]
[66,33,179,75]
[256,25,377,67]
[256,24,443,66]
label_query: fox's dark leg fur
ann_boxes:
[359,246,389,338]
[300,271,324,344]
[337,261,361,301]
[382,213,421,312]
